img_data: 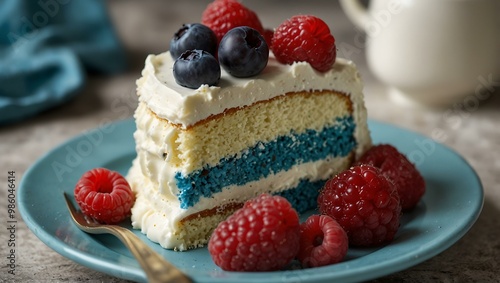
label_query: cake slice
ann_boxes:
[126,51,371,251]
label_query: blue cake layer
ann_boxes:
[175,115,356,209]
[276,179,327,213]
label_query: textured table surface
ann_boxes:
[1,1,499,282]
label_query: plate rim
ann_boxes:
[18,118,484,283]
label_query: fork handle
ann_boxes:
[109,226,192,283]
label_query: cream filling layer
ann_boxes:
[132,98,358,200]
[128,154,352,250]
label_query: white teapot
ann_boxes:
[340,0,500,106]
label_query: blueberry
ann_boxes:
[173,50,221,89]
[170,23,218,59]
[218,26,269,78]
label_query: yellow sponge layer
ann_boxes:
[162,91,352,173]
[175,203,242,251]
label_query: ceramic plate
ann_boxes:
[19,118,483,283]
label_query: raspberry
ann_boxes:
[356,144,426,211]
[201,0,265,43]
[272,15,336,72]
[74,168,135,224]
[263,28,274,48]
[318,165,401,247]
[298,215,348,268]
[208,194,300,271]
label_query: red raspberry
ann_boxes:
[298,215,348,268]
[356,144,426,211]
[263,28,274,48]
[201,0,265,43]
[208,194,300,271]
[272,15,336,72]
[318,165,401,247]
[74,168,135,224]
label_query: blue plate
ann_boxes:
[19,118,483,283]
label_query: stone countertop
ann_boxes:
[1,1,499,282]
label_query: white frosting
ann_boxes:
[138,52,366,128]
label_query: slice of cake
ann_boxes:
[127,50,371,251]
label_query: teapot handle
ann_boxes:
[339,0,370,31]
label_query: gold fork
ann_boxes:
[63,193,192,283]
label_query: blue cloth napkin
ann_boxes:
[0,0,127,124]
